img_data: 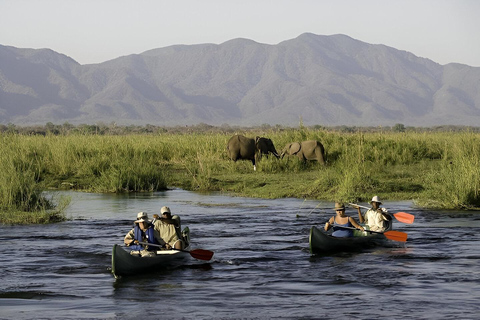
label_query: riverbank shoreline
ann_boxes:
[2,128,480,224]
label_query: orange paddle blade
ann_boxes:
[189,249,214,261]
[393,212,415,224]
[384,230,408,242]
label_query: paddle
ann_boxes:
[348,203,415,224]
[333,226,408,242]
[138,242,214,261]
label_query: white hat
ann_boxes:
[369,196,382,204]
[161,206,171,214]
[135,212,148,223]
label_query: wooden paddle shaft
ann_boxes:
[334,225,408,242]
[137,241,164,248]
[138,242,214,260]
[334,225,381,234]
[348,203,370,210]
[349,203,415,224]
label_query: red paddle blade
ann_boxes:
[393,212,415,224]
[189,249,214,261]
[384,231,408,242]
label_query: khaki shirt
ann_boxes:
[364,208,389,232]
[153,220,179,247]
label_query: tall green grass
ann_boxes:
[2,128,480,224]
[420,133,480,209]
[0,134,49,211]
[0,134,69,224]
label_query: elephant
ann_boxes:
[226,135,279,171]
[281,140,326,165]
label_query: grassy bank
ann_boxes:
[1,128,480,224]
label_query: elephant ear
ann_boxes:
[290,142,301,154]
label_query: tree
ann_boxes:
[393,123,406,132]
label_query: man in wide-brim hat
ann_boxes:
[355,196,392,232]
[124,212,164,256]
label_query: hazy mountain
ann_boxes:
[1,33,479,127]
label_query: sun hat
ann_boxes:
[135,212,149,223]
[333,202,345,210]
[369,196,382,204]
[161,206,171,214]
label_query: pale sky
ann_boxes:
[1,0,479,66]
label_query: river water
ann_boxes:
[0,189,479,320]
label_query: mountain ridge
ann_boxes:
[1,33,479,126]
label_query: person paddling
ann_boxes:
[124,212,163,257]
[325,202,364,237]
[152,206,185,250]
[354,196,392,232]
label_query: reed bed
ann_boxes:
[1,128,480,224]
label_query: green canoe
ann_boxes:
[309,226,388,255]
[111,226,193,278]
[111,244,192,278]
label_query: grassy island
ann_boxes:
[2,124,480,224]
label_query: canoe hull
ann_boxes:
[309,226,387,255]
[111,244,191,278]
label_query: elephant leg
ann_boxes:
[315,148,326,165]
[298,153,306,163]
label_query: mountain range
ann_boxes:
[1,33,479,127]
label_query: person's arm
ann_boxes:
[124,229,136,246]
[379,208,392,221]
[153,214,179,227]
[324,217,334,231]
[349,217,365,231]
[163,218,179,227]
[356,206,365,224]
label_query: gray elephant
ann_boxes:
[226,135,279,171]
[281,140,326,165]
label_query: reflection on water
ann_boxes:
[0,189,479,319]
